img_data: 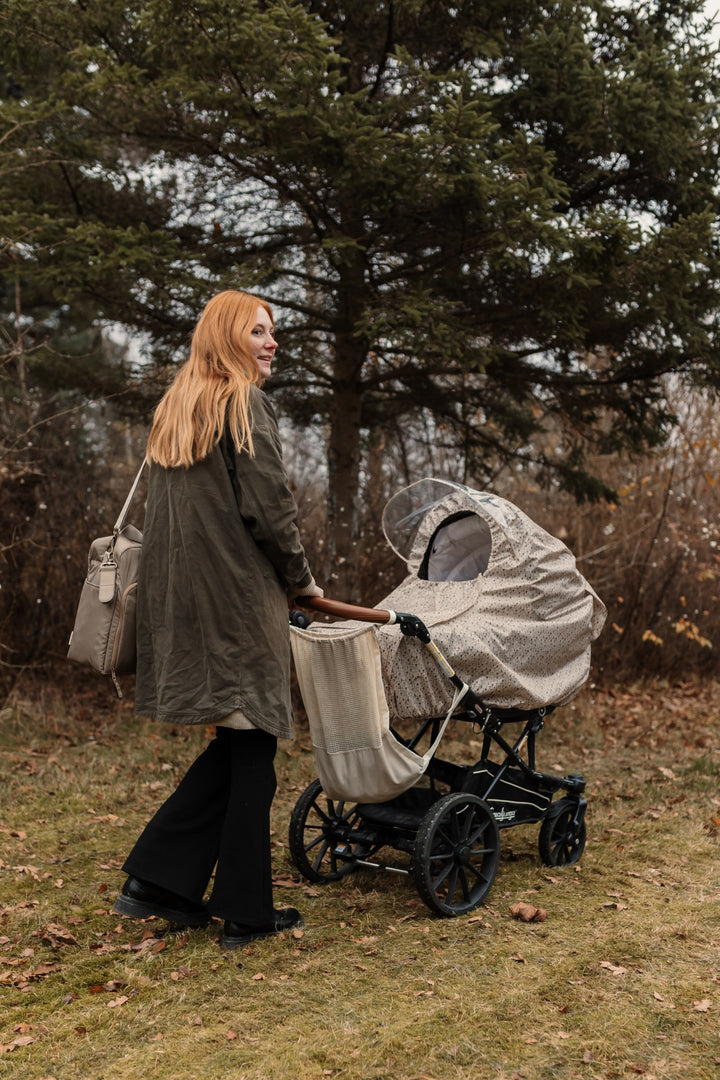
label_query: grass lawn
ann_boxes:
[0,676,718,1080]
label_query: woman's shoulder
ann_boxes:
[249,384,279,427]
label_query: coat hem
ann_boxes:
[134,700,294,740]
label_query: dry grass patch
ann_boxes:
[0,676,718,1080]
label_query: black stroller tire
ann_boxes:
[412,792,500,917]
[288,778,376,883]
[538,797,587,866]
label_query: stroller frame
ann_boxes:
[289,599,587,918]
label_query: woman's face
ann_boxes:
[248,306,277,379]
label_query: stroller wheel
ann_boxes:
[288,778,376,883]
[412,792,500,917]
[538,797,587,867]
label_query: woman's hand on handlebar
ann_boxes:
[288,581,324,608]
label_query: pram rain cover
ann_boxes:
[375,479,606,718]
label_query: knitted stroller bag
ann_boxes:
[290,622,460,804]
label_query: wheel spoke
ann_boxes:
[431,855,457,889]
[470,864,495,887]
[467,818,492,846]
[303,832,328,854]
[310,798,334,825]
[456,866,473,902]
[311,839,332,874]
[435,824,457,850]
[468,844,497,858]
[444,864,460,905]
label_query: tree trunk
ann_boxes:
[325,329,366,600]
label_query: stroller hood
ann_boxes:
[377,479,606,715]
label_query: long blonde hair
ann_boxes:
[146,290,272,467]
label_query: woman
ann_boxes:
[113,289,322,949]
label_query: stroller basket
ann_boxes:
[290,612,463,805]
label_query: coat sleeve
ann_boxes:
[223,388,315,592]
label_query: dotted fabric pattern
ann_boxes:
[375,486,606,719]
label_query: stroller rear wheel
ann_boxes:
[412,792,500,917]
[288,778,377,882]
[538,797,587,866]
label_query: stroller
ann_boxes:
[289,479,606,917]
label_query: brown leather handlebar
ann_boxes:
[292,595,394,624]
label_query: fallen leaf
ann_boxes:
[42,923,79,947]
[600,961,628,975]
[272,875,301,888]
[33,961,60,977]
[226,1030,238,1040]
[509,903,547,923]
[252,972,266,981]
[169,966,196,981]
[693,999,712,1012]
[2,1035,35,1052]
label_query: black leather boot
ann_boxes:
[113,876,209,926]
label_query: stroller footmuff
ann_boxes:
[289,479,605,917]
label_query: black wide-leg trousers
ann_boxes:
[122,726,278,927]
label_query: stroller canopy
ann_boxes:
[376,479,606,716]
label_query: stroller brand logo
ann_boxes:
[493,807,517,823]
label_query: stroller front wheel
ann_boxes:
[288,778,377,883]
[412,792,500,917]
[538,797,587,867]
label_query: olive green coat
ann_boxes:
[135,388,314,737]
